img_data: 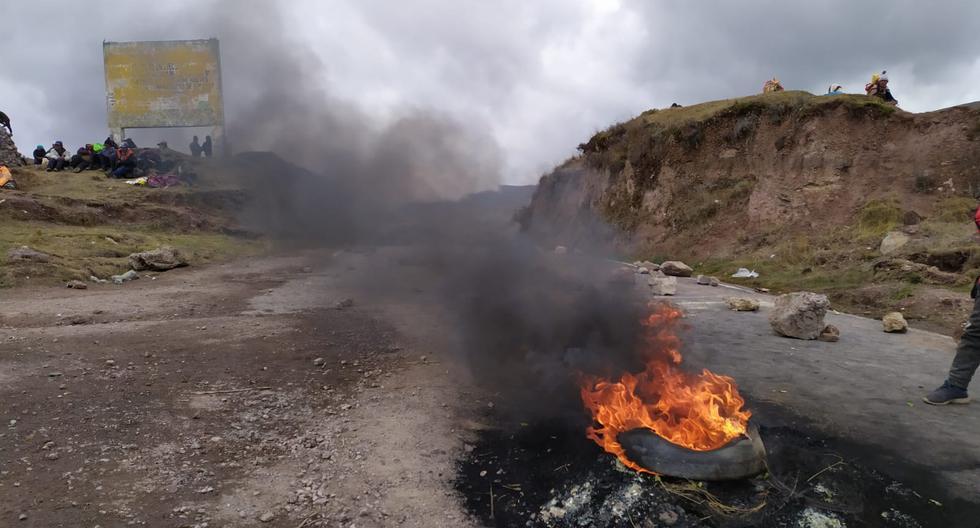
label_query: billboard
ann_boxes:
[103,39,224,131]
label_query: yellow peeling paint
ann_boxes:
[104,39,224,129]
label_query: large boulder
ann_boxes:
[879,231,911,255]
[660,261,693,277]
[882,312,909,333]
[128,246,187,272]
[649,276,677,296]
[768,292,830,340]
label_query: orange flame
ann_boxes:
[579,303,751,473]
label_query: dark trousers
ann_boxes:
[949,294,980,390]
[47,158,66,171]
[34,156,43,165]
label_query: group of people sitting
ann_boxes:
[33,136,140,178]
[32,136,188,182]
[762,70,899,105]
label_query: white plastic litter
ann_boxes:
[732,268,759,278]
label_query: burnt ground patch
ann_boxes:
[455,416,980,528]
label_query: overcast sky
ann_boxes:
[1,0,979,184]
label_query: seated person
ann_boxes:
[70,144,95,172]
[32,145,46,165]
[111,147,136,178]
[45,141,68,172]
[99,145,118,173]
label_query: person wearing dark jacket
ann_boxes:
[32,145,46,165]
[0,111,11,134]
[189,136,202,157]
[45,141,68,172]
[202,135,213,158]
[70,144,95,172]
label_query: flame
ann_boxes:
[579,303,751,473]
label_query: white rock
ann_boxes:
[883,312,909,333]
[649,276,677,296]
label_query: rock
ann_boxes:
[879,231,911,255]
[47,372,63,377]
[649,276,677,296]
[872,258,959,285]
[553,245,568,255]
[128,246,187,272]
[726,298,760,312]
[7,246,50,263]
[110,270,139,284]
[660,261,694,277]
[883,312,909,333]
[335,298,354,309]
[105,359,116,367]
[45,451,60,461]
[696,274,710,285]
[818,324,840,342]
[709,277,720,287]
[768,292,830,340]
[658,510,679,526]
[641,261,661,271]
[259,512,275,522]
[637,266,651,275]
[313,357,325,367]
[902,210,922,225]
[66,280,88,290]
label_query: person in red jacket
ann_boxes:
[925,204,980,404]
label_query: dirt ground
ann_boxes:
[4,246,980,528]
[0,249,482,527]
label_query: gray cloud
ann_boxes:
[1,0,978,183]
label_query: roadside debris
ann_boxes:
[726,297,760,311]
[818,324,841,342]
[111,270,140,284]
[65,280,88,290]
[649,276,677,296]
[129,245,187,271]
[660,261,693,277]
[882,312,909,333]
[769,292,830,340]
[732,267,759,278]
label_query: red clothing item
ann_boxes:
[975,205,980,230]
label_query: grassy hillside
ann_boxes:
[0,163,265,287]
[524,91,980,334]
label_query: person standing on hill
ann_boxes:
[189,136,202,157]
[925,210,980,405]
[0,111,11,134]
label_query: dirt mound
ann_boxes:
[521,91,980,334]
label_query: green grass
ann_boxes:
[855,199,903,239]
[0,223,264,287]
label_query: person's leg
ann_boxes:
[925,295,980,404]
[949,297,980,389]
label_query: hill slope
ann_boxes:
[521,91,980,333]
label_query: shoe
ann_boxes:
[923,381,970,405]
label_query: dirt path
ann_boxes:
[0,249,479,527]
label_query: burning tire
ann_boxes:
[619,424,767,481]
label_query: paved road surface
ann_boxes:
[653,274,980,503]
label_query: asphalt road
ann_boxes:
[654,274,980,503]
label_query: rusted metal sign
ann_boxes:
[103,39,224,131]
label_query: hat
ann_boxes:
[36,144,43,149]
[54,140,63,145]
